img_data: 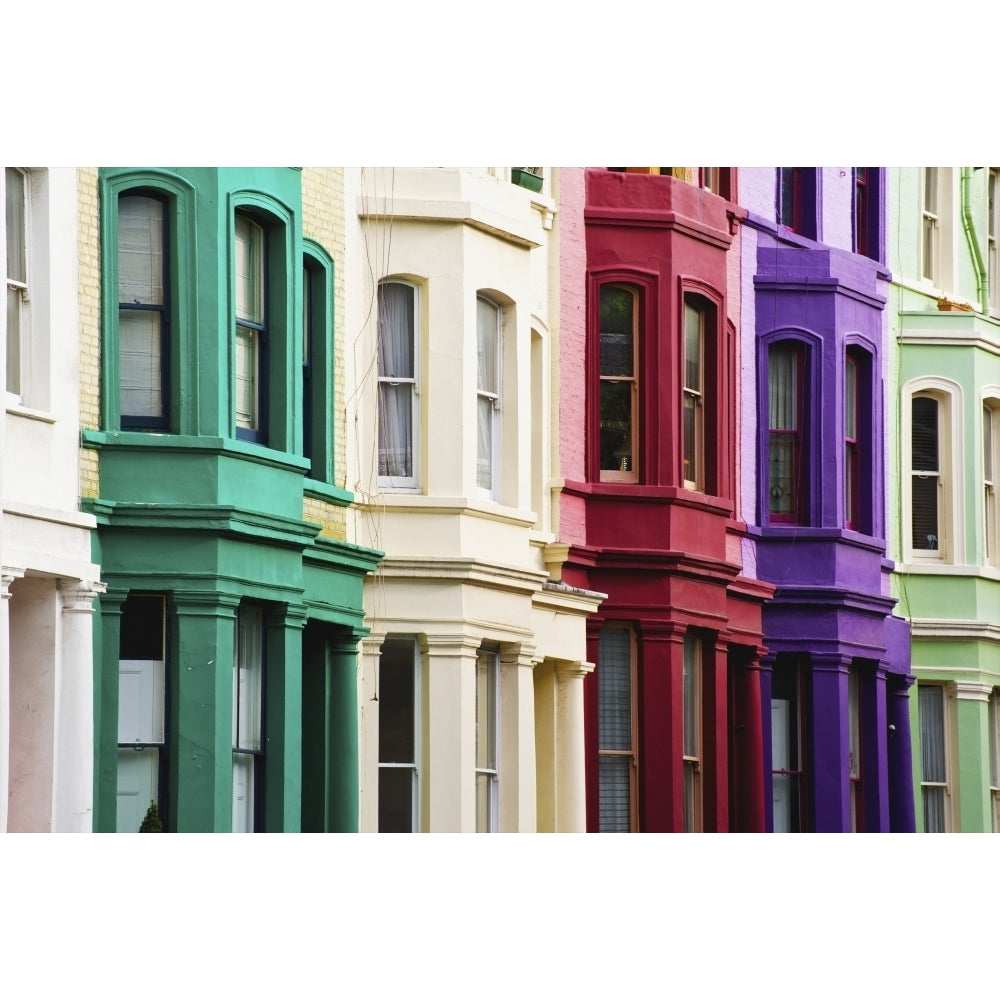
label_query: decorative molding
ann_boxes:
[953,682,994,702]
[58,578,107,613]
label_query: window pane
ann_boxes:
[377,283,414,380]
[923,786,946,833]
[378,638,415,764]
[598,628,631,751]
[912,397,939,470]
[116,748,159,833]
[232,755,255,833]
[848,669,861,780]
[5,167,26,282]
[235,326,257,429]
[477,394,494,490]
[235,215,264,325]
[118,195,164,306]
[600,381,632,472]
[683,633,699,758]
[234,607,262,752]
[120,309,163,418]
[984,406,994,482]
[476,772,497,833]
[598,756,631,832]
[919,686,946,784]
[911,474,939,549]
[772,773,800,833]
[989,692,999,788]
[476,650,497,771]
[845,356,857,439]
[377,382,412,477]
[769,433,796,516]
[477,296,500,394]
[600,287,634,377]
[924,168,938,215]
[684,394,697,484]
[684,301,701,392]
[6,286,20,395]
[769,346,799,431]
[378,767,415,832]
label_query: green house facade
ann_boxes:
[888,167,1000,832]
[84,167,381,832]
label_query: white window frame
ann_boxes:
[983,396,1000,568]
[476,294,502,501]
[917,682,953,833]
[5,167,31,403]
[475,644,500,833]
[989,170,1000,315]
[377,636,421,833]
[902,378,963,566]
[233,604,264,833]
[376,279,420,491]
[921,167,954,291]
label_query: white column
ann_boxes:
[0,567,26,834]
[52,579,104,832]
[500,644,537,832]
[555,660,594,833]
[426,635,480,832]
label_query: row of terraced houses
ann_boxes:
[2,166,998,833]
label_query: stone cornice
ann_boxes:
[909,618,1000,643]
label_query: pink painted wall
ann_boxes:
[557,167,587,547]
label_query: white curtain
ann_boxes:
[919,685,946,832]
[477,297,499,491]
[377,283,414,478]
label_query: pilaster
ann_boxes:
[554,658,593,833]
[811,654,852,832]
[954,681,993,832]
[500,643,537,833]
[93,586,127,831]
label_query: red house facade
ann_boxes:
[559,169,773,831]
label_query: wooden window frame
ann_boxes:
[476,294,502,500]
[922,167,940,284]
[234,212,268,443]
[845,351,861,529]
[475,644,500,833]
[5,167,29,400]
[377,279,420,490]
[233,603,265,833]
[598,283,640,483]
[770,656,810,833]
[683,296,706,491]
[911,393,943,555]
[377,636,421,833]
[597,624,639,833]
[853,168,869,258]
[984,402,998,567]
[918,682,951,833]
[768,341,806,524]
[682,630,703,833]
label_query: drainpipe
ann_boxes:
[960,167,988,314]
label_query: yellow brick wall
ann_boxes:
[78,167,101,498]
[301,168,348,538]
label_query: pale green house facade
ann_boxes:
[888,167,1000,831]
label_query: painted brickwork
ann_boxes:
[78,167,101,497]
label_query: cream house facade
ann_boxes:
[1,167,102,832]
[344,168,603,832]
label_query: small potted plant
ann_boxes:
[511,167,543,193]
[139,799,164,832]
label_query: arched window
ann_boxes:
[377,279,419,489]
[767,341,807,523]
[598,284,639,482]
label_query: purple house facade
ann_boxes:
[739,168,915,832]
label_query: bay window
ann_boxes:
[597,626,637,832]
[377,280,418,488]
[378,636,420,833]
[117,594,167,832]
[599,284,639,482]
[118,193,169,427]
[768,342,805,524]
[918,683,949,832]
[233,604,264,833]
[475,645,500,833]
[476,294,502,499]
[234,213,266,441]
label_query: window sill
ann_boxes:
[304,478,354,507]
[5,397,55,423]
